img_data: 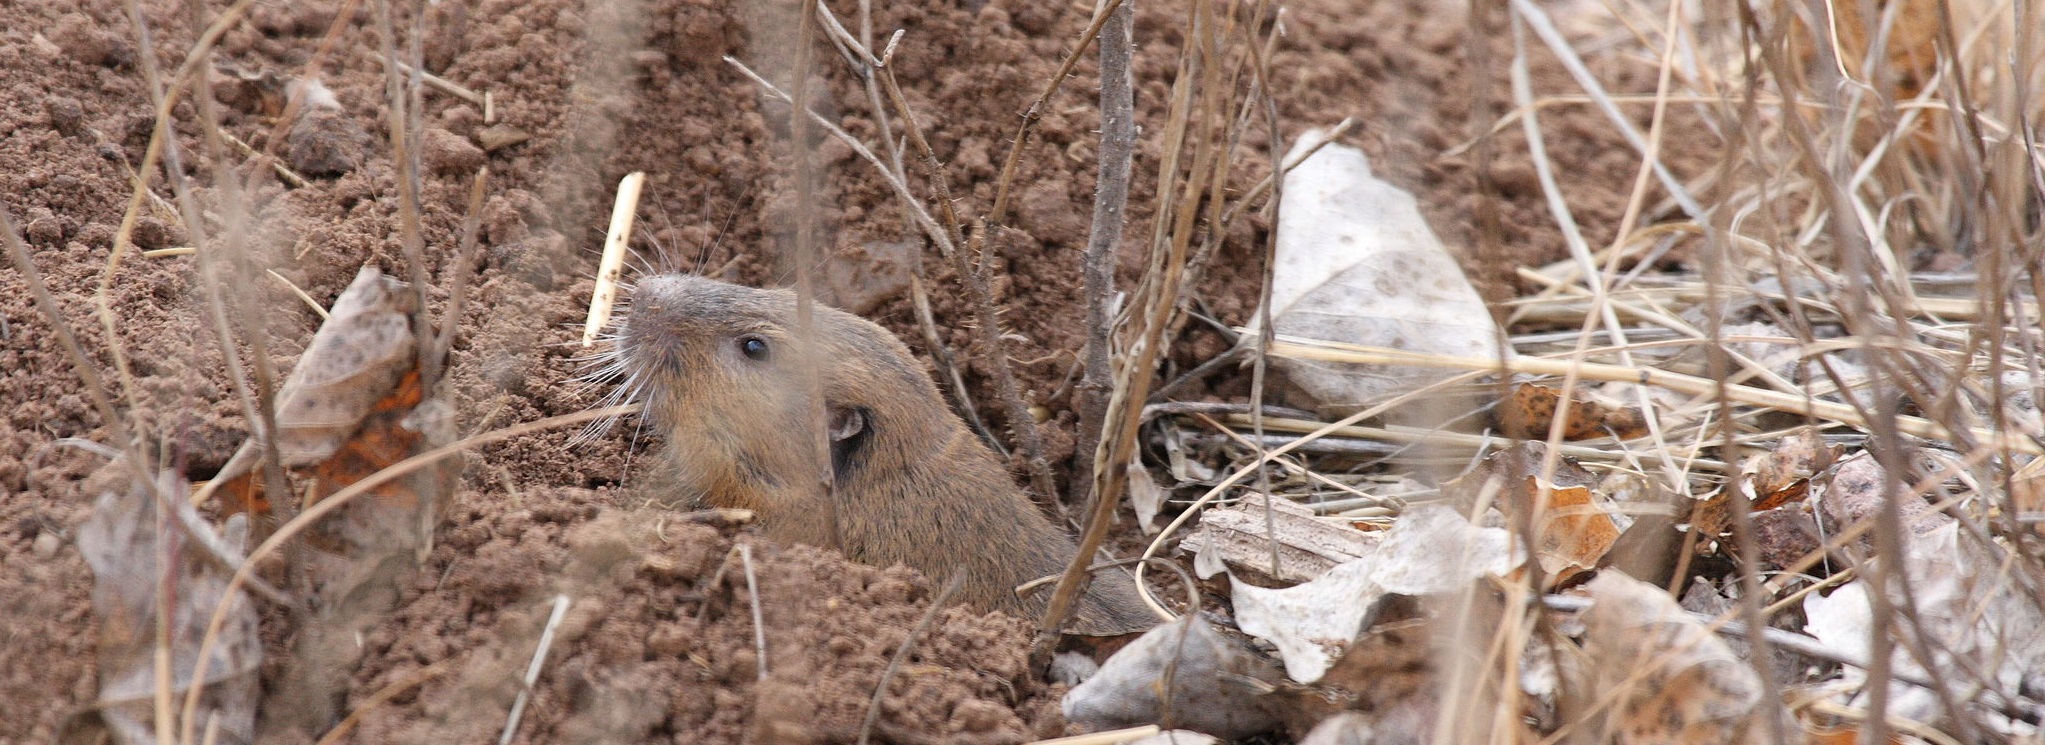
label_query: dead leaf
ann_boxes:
[1230,505,1516,683]
[1804,517,2045,731]
[79,472,261,745]
[1746,428,1840,511]
[1441,442,1616,586]
[1581,572,1777,744]
[193,268,454,738]
[1496,382,1651,441]
[1128,463,1167,536]
[1535,482,1620,585]
[208,267,423,518]
[1258,128,1502,410]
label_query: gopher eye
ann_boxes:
[738,334,771,361]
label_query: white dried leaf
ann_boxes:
[1260,128,1503,408]
[1232,504,1515,683]
[1804,520,2045,732]
[80,473,261,745]
[1129,464,1166,535]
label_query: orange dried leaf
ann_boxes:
[1534,481,1620,585]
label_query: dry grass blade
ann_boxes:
[1261,335,2044,455]
[1037,0,1238,656]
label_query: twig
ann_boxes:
[374,0,438,391]
[812,5,996,452]
[213,126,309,188]
[313,660,452,745]
[1037,0,1233,663]
[1258,336,2045,455]
[909,275,1005,455]
[730,52,1058,504]
[367,51,487,106]
[1072,0,1136,506]
[986,0,1129,227]
[1023,726,1161,745]
[873,42,1060,507]
[434,167,491,371]
[498,594,571,745]
[100,0,260,415]
[856,575,964,745]
[266,269,329,319]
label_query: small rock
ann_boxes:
[30,33,63,59]
[1296,712,1374,745]
[45,96,86,138]
[47,13,129,67]
[33,532,62,559]
[1063,616,1285,740]
[419,127,484,176]
[286,106,375,177]
[473,123,530,152]
[132,216,183,250]
[23,208,65,245]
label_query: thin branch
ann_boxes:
[1072,0,1136,506]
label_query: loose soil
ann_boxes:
[0,0,1710,742]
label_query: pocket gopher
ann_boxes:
[611,274,1156,635]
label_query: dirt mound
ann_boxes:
[338,488,1056,744]
[0,0,1710,741]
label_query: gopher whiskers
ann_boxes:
[567,330,649,446]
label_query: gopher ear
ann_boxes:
[828,406,866,443]
[828,406,870,480]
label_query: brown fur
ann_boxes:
[619,274,1156,635]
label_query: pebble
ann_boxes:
[33,532,61,560]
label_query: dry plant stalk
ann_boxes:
[583,171,646,347]
[1037,0,1270,656]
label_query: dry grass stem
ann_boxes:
[497,594,571,745]
[1260,336,2044,455]
[739,543,768,682]
[584,171,646,347]
[368,51,487,105]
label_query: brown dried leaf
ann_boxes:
[211,267,423,518]
[270,267,419,465]
[1443,442,1615,586]
[1496,382,1650,441]
[206,269,453,738]
[1746,428,1840,511]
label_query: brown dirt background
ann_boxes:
[0,0,1708,742]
